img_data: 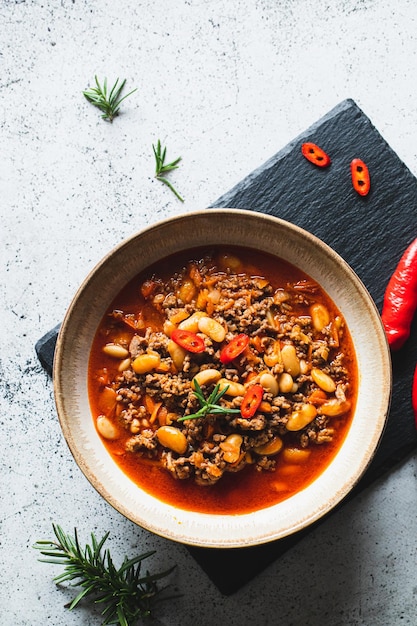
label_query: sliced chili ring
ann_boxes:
[171,329,205,353]
[350,158,370,196]
[219,333,250,364]
[301,142,331,168]
[241,384,264,419]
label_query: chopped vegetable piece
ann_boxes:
[350,158,370,196]
[240,384,264,418]
[219,333,250,364]
[381,238,417,350]
[171,328,205,353]
[301,142,331,168]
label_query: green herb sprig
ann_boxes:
[152,139,184,202]
[178,380,241,422]
[83,76,137,122]
[33,524,177,626]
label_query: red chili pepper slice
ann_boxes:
[381,238,417,350]
[171,329,205,353]
[301,142,331,168]
[241,384,264,419]
[350,158,370,196]
[219,333,250,364]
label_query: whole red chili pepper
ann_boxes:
[301,142,331,168]
[381,238,417,350]
[413,364,417,428]
[350,158,370,196]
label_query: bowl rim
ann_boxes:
[54,208,392,548]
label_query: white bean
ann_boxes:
[279,372,294,394]
[178,311,207,332]
[102,343,129,359]
[281,344,300,376]
[197,316,226,342]
[167,339,187,370]
[156,426,188,454]
[118,358,131,372]
[310,303,330,332]
[286,403,317,431]
[259,372,279,396]
[254,436,283,456]
[96,415,118,440]
[218,378,246,397]
[220,434,243,463]
[282,447,311,463]
[318,399,351,417]
[163,319,176,337]
[132,352,160,374]
[311,367,336,393]
[192,369,222,388]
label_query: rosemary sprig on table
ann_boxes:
[152,139,184,202]
[33,524,177,626]
[178,380,241,422]
[83,76,137,122]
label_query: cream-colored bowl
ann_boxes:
[54,209,391,548]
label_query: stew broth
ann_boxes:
[88,246,357,514]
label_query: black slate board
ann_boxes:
[36,99,417,596]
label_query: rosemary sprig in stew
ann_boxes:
[178,380,241,422]
[152,139,184,202]
[83,76,137,122]
[33,524,177,626]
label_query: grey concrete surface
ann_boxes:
[2,1,417,624]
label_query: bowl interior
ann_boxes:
[54,209,391,548]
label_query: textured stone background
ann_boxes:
[2,1,417,624]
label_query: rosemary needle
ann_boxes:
[83,76,137,122]
[152,139,184,202]
[178,380,241,421]
[33,524,177,626]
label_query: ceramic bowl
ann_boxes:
[54,209,391,548]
